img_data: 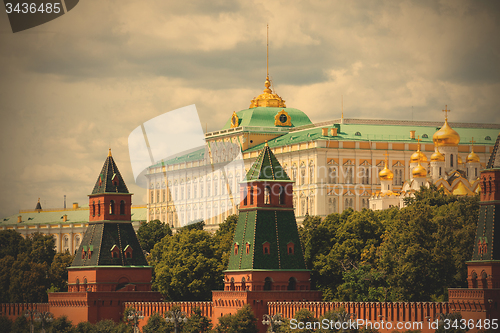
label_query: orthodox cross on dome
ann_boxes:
[470,137,476,146]
[383,151,389,165]
[442,105,451,120]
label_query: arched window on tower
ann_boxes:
[279,186,285,205]
[92,202,95,216]
[264,186,271,205]
[264,277,273,291]
[120,200,125,215]
[450,154,454,168]
[97,200,101,216]
[287,277,297,290]
[241,277,246,291]
[109,200,115,215]
[250,186,254,205]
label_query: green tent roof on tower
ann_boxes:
[245,142,293,182]
[91,149,129,194]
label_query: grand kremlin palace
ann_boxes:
[2,76,500,248]
[145,75,500,230]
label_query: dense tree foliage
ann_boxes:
[213,305,258,333]
[149,215,237,301]
[0,231,73,303]
[299,186,479,302]
[137,219,173,253]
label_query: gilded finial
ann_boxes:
[442,105,450,121]
[108,148,112,157]
[265,140,268,147]
[37,197,40,202]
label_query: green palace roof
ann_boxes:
[246,122,500,152]
[221,107,313,129]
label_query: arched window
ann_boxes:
[230,277,235,291]
[97,200,101,216]
[264,277,272,291]
[109,200,115,215]
[234,243,239,256]
[241,277,246,291]
[264,186,271,205]
[450,154,454,167]
[76,278,80,291]
[263,241,270,254]
[291,164,297,182]
[287,277,297,290]
[120,200,125,215]
[250,186,254,205]
[309,162,314,184]
[279,186,285,205]
[92,202,95,216]
[287,242,295,255]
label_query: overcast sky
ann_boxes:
[0,0,499,218]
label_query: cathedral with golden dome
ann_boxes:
[370,106,484,210]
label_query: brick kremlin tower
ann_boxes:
[49,149,161,324]
[449,133,500,322]
[212,142,321,331]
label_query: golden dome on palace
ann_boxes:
[433,119,460,147]
[431,149,445,162]
[379,165,394,181]
[249,76,286,108]
[412,163,427,178]
[467,150,480,163]
[458,155,463,165]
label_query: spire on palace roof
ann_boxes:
[91,149,129,194]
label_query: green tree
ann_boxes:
[182,307,212,333]
[279,308,319,333]
[336,264,387,302]
[377,187,478,301]
[48,316,74,333]
[303,209,386,301]
[49,252,74,292]
[26,232,57,266]
[150,228,220,301]
[212,215,238,289]
[142,313,168,333]
[0,315,13,333]
[213,305,258,333]
[137,220,172,253]
[9,254,50,302]
[10,316,29,333]
[0,230,28,260]
[75,321,93,333]
[0,255,14,303]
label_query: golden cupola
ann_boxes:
[432,107,460,147]
[412,161,428,178]
[431,148,445,162]
[467,148,480,163]
[458,155,463,165]
[249,75,286,108]
[410,138,428,163]
[379,155,394,181]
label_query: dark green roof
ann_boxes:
[221,107,312,129]
[92,152,129,195]
[245,144,291,182]
[71,222,148,267]
[227,210,307,271]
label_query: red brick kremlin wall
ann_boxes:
[0,303,49,321]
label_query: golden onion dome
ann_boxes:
[467,150,480,163]
[410,150,428,163]
[249,76,286,108]
[412,162,427,178]
[430,149,445,162]
[379,165,394,181]
[458,155,463,165]
[433,119,460,147]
